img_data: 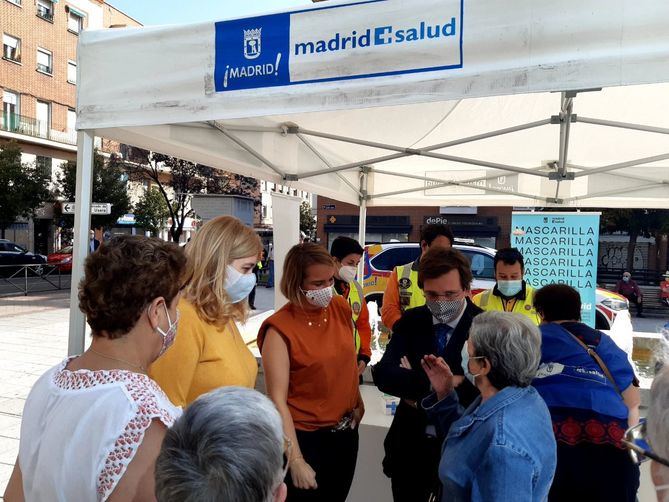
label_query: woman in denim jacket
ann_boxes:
[420,311,556,502]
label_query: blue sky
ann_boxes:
[107,0,313,25]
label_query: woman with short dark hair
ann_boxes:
[532,283,641,502]
[259,243,364,502]
[4,235,186,502]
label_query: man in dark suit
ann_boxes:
[89,230,100,253]
[373,247,483,502]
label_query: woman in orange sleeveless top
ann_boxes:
[259,243,364,502]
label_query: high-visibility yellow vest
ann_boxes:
[334,280,365,353]
[396,261,426,312]
[472,285,541,325]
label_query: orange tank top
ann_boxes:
[258,296,359,431]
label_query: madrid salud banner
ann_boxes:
[511,212,601,328]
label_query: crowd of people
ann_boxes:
[3,218,669,502]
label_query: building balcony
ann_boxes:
[0,113,77,146]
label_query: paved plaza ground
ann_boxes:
[0,289,664,499]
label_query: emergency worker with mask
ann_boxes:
[331,236,372,376]
[373,248,482,502]
[472,247,540,324]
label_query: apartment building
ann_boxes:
[0,0,139,253]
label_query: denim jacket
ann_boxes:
[423,386,556,502]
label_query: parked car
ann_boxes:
[47,246,73,272]
[362,241,628,330]
[0,239,47,276]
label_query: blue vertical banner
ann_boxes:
[511,212,601,327]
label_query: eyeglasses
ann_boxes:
[622,422,669,468]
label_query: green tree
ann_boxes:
[300,201,316,241]
[0,142,51,239]
[134,187,170,236]
[57,151,131,229]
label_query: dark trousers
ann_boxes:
[286,426,359,502]
[626,294,643,316]
[549,442,640,502]
[389,435,442,502]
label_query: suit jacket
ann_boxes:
[372,299,483,477]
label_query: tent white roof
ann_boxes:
[68,0,669,352]
[76,0,669,209]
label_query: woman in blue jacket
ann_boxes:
[420,311,556,502]
[532,284,640,502]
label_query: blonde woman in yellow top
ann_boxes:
[150,215,262,407]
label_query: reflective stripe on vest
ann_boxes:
[475,286,540,324]
[396,261,426,312]
[348,280,364,352]
[333,281,365,353]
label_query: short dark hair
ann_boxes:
[420,224,454,247]
[79,235,186,339]
[534,284,582,322]
[330,236,363,261]
[494,247,524,271]
[418,248,472,291]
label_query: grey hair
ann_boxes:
[155,386,284,502]
[647,369,669,459]
[469,311,542,389]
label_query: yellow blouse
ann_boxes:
[149,298,258,407]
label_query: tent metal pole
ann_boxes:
[207,121,286,177]
[557,92,573,173]
[372,166,549,190]
[369,178,548,203]
[564,183,663,202]
[573,153,669,178]
[295,118,551,154]
[68,130,95,356]
[567,163,669,185]
[416,152,549,178]
[295,133,363,197]
[358,168,368,247]
[576,117,669,135]
[295,153,405,179]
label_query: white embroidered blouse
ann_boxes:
[19,357,181,501]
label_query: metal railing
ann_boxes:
[0,263,71,297]
[0,113,77,145]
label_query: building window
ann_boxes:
[67,9,84,33]
[36,47,52,74]
[36,0,54,21]
[3,34,21,62]
[5,0,21,6]
[36,156,52,180]
[36,100,50,138]
[2,90,19,130]
[67,60,76,84]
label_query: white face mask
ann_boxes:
[224,265,256,304]
[460,343,485,386]
[301,286,333,308]
[339,265,357,283]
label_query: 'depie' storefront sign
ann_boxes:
[510,212,600,327]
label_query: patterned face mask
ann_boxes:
[426,297,466,324]
[300,285,333,308]
[153,303,180,357]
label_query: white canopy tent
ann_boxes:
[69,0,669,353]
